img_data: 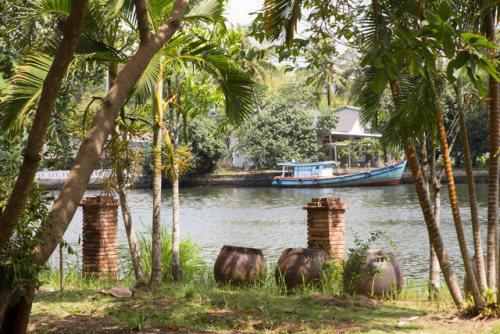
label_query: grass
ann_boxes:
[119,223,208,282]
[32,233,500,333]
[30,268,500,333]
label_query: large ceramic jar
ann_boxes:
[275,248,328,290]
[344,249,403,297]
[213,245,267,285]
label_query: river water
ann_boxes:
[53,183,491,282]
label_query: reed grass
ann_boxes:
[119,223,209,282]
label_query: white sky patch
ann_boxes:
[226,0,263,26]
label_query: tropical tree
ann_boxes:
[465,0,500,293]
[187,116,228,173]
[259,0,500,310]
[129,0,254,283]
[237,90,321,168]
[0,0,191,330]
[1,0,147,281]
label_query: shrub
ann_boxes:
[120,224,208,282]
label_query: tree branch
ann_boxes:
[134,0,152,42]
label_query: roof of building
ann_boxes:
[334,111,360,133]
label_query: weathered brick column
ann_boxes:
[303,197,348,261]
[81,196,119,280]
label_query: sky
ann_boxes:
[225,0,263,26]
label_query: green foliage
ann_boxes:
[267,80,317,108]
[452,103,490,167]
[187,116,228,174]
[237,100,320,169]
[120,223,207,282]
[0,182,51,302]
[316,106,339,138]
[342,230,397,296]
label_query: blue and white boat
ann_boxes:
[272,160,407,188]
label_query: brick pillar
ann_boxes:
[303,197,348,261]
[81,196,119,280]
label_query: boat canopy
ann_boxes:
[277,161,336,178]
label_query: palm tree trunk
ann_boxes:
[455,78,486,291]
[108,63,145,282]
[150,72,163,287]
[327,84,331,106]
[389,80,463,307]
[429,139,441,297]
[420,135,440,297]
[405,141,463,307]
[436,111,483,308]
[486,9,500,291]
[116,169,145,280]
[171,165,181,281]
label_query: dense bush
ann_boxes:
[237,101,320,169]
[187,116,228,174]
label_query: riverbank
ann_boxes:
[38,169,490,189]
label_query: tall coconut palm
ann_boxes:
[365,1,484,308]
[454,77,487,291]
[360,68,465,307]
[260,0,467,307]
[260,0,497,310]
[130,0,254,283]
[450,0,500,294]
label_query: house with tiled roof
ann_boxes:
[330,106,381,141]
[321,106,382,167]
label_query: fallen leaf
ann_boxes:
[169,323,184,330]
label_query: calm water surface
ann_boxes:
[54,183,492,281]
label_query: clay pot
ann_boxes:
[343,249,403,297]
[275,248,328,290]
[213,245,267,285]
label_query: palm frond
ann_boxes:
[0,55,52,133]
[23,0,72,40]
[358,65,444,149]
[147,0,174,30]
[185,0,225,23]
[263,0,303,48]
[109,0,138,30]
[358,66,385,132]
[129,53,162,105]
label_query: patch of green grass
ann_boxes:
[31,278,495,333]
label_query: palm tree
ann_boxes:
[260,0,470,308]
[451,0,500,294]
[130,0,254,284]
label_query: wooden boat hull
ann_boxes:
[272,160,407,188]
